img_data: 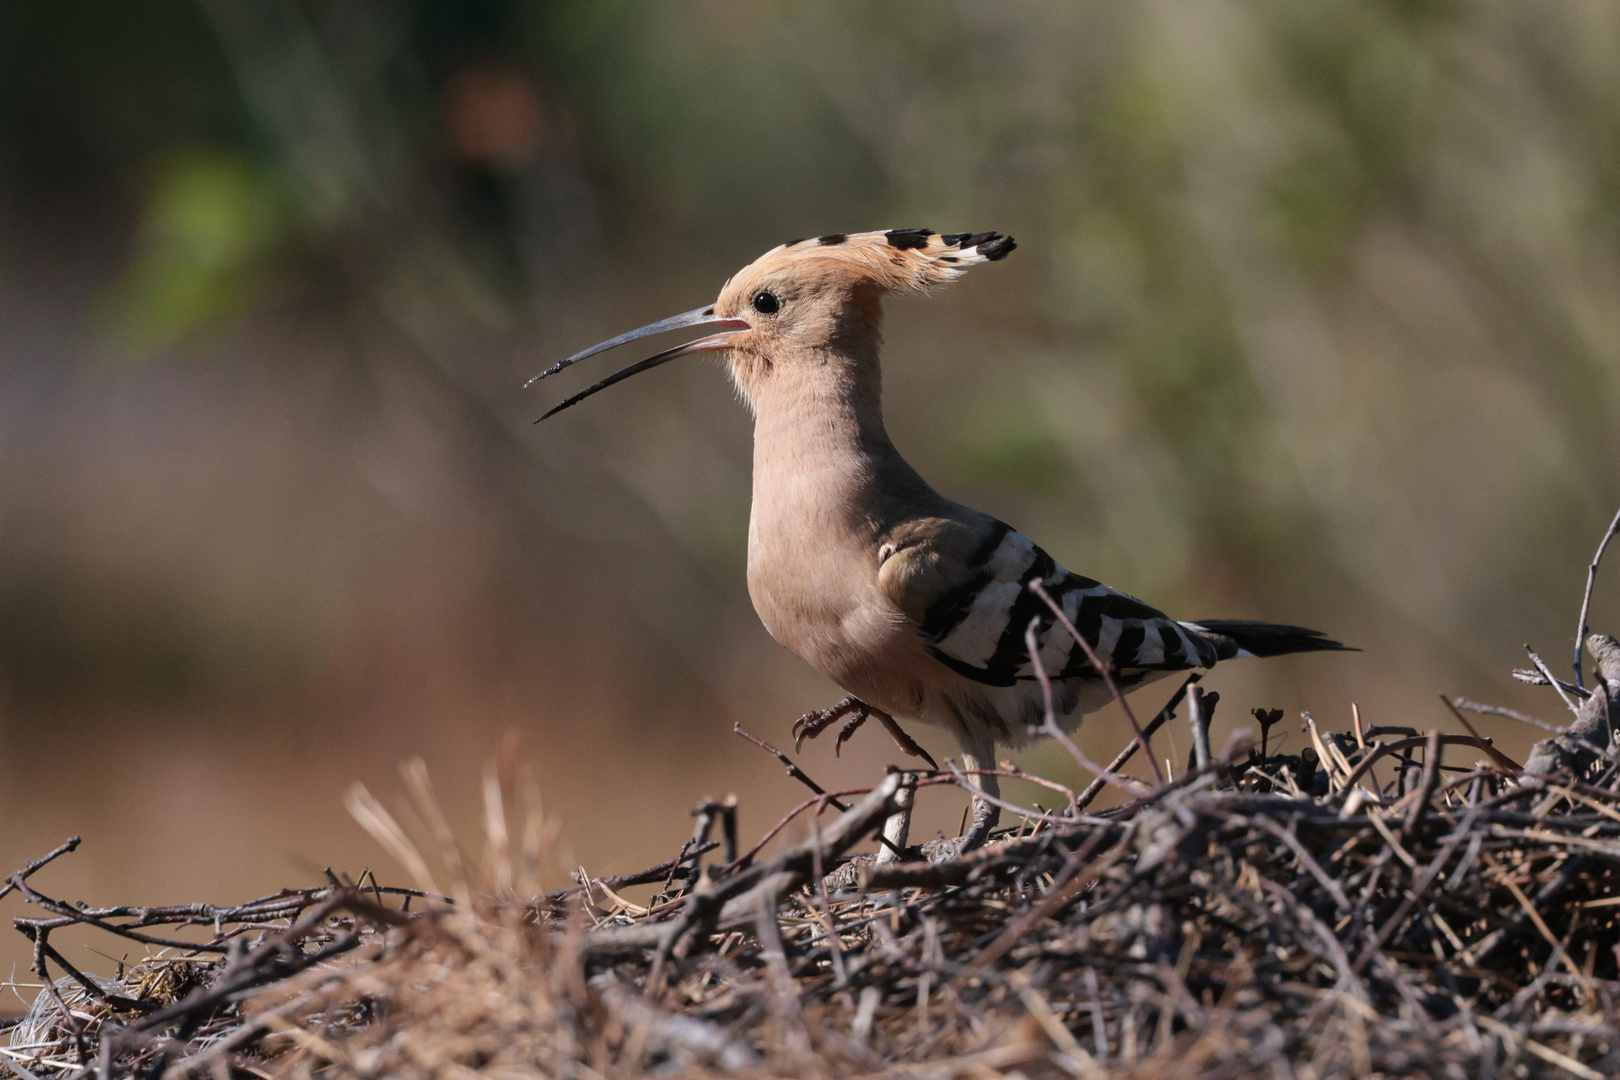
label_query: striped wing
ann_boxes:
[908,522,1219,689]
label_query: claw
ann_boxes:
[833,707,871,756]
[793,697,939,769]
[874,711,939,769]
[791,696,861,753]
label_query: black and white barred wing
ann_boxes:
[890,521,1221,689]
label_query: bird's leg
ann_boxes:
[792,695,863,752]
[954,731,1002,854]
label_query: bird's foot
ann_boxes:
[793,697,939,769]
[956,798,1002,856]
[922,799,1003,862]
[792,696,862,752]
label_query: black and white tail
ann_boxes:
[1181,620,1353,661]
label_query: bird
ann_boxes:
[530,229,1348,852]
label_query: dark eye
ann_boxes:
[752,290,780,315]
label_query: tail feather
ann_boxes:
[1180,619,1354,661]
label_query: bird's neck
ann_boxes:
[747,345,936,537]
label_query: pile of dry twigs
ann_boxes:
[4,513,1620,1078]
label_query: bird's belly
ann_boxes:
[746,547,932,711]
[749,561,882,678]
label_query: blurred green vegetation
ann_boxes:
[97,149,287,355]
[0,0,1617,797]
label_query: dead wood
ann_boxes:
[5,556,1620,1077]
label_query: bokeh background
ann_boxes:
[3,0,1619,979]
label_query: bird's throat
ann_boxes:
[749,349,898,519]
[746,342,949,571]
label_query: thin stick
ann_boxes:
[1449,697,1564,737]
[720,783,903,871]
[1439,695,1490,745]
[734,723,849,812]
[1574,502,1620,690]
[1187,685,1211,770]
[719,794,739,864]
[1337,734,1521,794]
[595,841,719,893]
[25,934,155,1013]
[917,770,1113,827]
[1024,619,1154,802]
[806,818,848,988]
[1527,646,1583,715]
[876,770,917,864]
[943,762,1087,827]
[1075,676,1199,811]
[1030,579,1165,786]
[724,794,839,873]
[656,838,698,898]
[991,762,1080,818]
[1402,731,1442,840]
[0,837,80,903]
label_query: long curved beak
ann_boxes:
[535,329,746,421]
[528,303,752,421]
[526,304,749,387]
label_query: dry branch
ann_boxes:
[6,626,1620,1078]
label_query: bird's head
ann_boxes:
[529,229,1014,419]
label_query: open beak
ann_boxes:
[527,304,751,421]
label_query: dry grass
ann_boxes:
[4,616,1620,1079]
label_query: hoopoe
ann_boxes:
[532,229,1348,851]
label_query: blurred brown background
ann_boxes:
[3,1,1619,981]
